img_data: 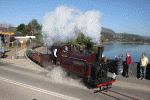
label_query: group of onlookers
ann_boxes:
[113,52,149,80]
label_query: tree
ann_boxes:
[0,22,15,46]
[16,24,25,32]
[21,28,26,36]
[25,25,32,36]
[16,23,26,36]
[83,37,95,51]
[76,33,86,45]
[101,35,106,44]
[28,19,42,35]
[75,33,95,51]
[0,23,15,32]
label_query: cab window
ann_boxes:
[63,46,68,52]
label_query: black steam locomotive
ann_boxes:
[27,44,116,90]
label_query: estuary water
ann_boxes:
[103,42,150,62]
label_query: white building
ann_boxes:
[15,35,35,43]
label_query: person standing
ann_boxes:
[124,52,132,78]
[115,54,123,75]
[139,53,148,80]
[0,47,5,58]
[53,48,57,65]
[112,54,123,79]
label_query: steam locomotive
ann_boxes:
[26,44,116,90]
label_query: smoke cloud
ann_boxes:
[42,5,102,46]
[46,66,87,89]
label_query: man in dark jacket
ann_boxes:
[112,54,123,79]
[115,54,123,75]
[124,52,132,78]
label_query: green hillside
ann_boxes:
[101,27,150,42]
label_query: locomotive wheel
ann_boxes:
[40,62,43,67]
[40,62,46,67]
[32,58,35,62]
[108,83,112,88]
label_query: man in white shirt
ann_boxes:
[139,53,148,80]
[54,48,57,58]
[53,48,57,64]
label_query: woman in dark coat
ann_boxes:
[112,54,123,79]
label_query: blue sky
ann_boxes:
[0,0,150,36]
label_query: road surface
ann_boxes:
[0,60,150,100]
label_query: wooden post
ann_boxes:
[15,46,17,59]
[12,42,13,47]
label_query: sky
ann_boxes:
[0,0,150,36]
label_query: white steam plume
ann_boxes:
[42,5,102,46]
[46,66,87,89]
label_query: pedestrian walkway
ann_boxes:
[108,71,150,89]
[116,62,150,87]
[3,47,25,59]
[0,47,48,72]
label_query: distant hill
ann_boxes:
[101,27,116,34]
[101,27,150,42]
[141,35,150,40]
[101,27,116,40]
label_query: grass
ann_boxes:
[5,46,21,49]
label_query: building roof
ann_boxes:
[14,32,21,36]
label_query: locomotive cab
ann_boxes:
[51,44,71,65]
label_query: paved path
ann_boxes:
[3,46,26,59]
[0,47,49,72]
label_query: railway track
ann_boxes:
[94,86,140,100]
[101,89,139,100]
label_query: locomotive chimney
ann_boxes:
[98,46,104,61]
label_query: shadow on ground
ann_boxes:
[5,50,11,53]
[137,63,150,80]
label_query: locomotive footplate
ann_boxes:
[86,77,116,90]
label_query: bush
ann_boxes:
[74,33,95,51]
[26,40,31,46]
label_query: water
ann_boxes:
[103,42,150,62]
